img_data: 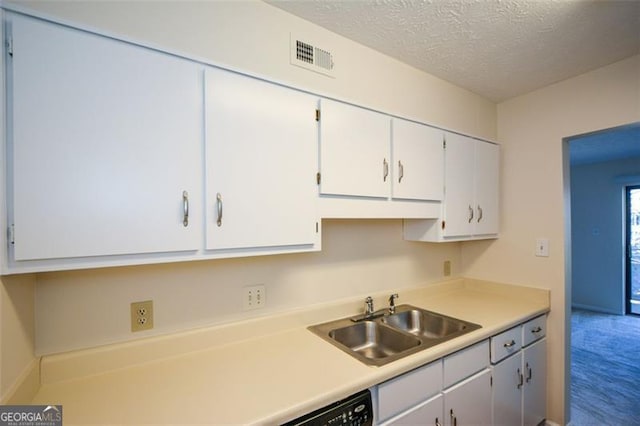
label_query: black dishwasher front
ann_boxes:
[281,389,373,426]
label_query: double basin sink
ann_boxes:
[309,304,481,366]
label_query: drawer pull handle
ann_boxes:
[503,339,516,348]
[526,362,532,383]
[531,326,542,334]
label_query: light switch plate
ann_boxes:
[535,238,549,257]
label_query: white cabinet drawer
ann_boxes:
[380,393,443,426]
[443,340,489,388]
[378,360,442,422]
[522,315,546,347]
[491,326,522,364]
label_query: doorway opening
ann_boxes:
[626,186,640,315]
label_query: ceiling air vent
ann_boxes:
[290,34,335,78]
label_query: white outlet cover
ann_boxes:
[243,285,266,310]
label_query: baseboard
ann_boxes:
[571,303,622,315]
[546,420,561,426]
[0,358,40,404]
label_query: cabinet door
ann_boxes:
[492,353,523,426]
[204,68,318,250]
[523,339,546,426]
[443,369,492,426]
[392,119,444,201]
[383,394,443,426]
[442,133,475,237]
[378,360,442,422]
[474,141,500,236]
[319,99,390,198]
[9,14,202,261]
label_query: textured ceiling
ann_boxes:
[267,0,640,102]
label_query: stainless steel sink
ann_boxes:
[382,305,481,341]
[310,319,423,366]
[330,321,421,360]
[309,304,481,366]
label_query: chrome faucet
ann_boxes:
[351,296,382,322]
[364,296,374,316]
[352,295,400,322]
[389,293,399,314]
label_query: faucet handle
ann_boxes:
[389,293,399,314]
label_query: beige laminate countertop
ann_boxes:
[31,278,549,425]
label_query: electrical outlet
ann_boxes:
[444,260,451,277]
[243,285,265,310]
[131,300,153,332]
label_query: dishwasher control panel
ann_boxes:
[282,389,373,426]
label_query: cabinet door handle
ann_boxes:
[450,409,457,426]
[526,362,532,383]
[468,205,474,223]
[182,191,189,227]
[435,417,441,426]
[531,326,542,334]
[477,205,483,223]
[517,368,524,389]
[398,160,404,183]
[216,193,223,227]
[383,158,389,182]
[503,339,516,348]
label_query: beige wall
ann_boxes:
[36,220,461,353]
[462,54,640,424]
[0,274,36,402]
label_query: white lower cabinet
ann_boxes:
[374,316,547,426]
[443,369,492,426]
[381,394,443,426]
[522,339,546,426]
[492,352,523,426]
[377,360,442,424]
[443,340,492,426]
[491,315,547,426]
[375,340,491,426]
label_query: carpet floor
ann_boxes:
[571,309,640,425]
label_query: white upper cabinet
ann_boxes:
[317,99,442,219]
[8,14,202,262]
[442,133,499,238]
[318,98,391,198]
[404,133,499,242]
[474,139,500,236]
[391,119,444,202]
[441,133,476,237]
[204,68,319,252]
